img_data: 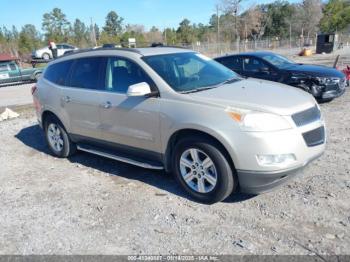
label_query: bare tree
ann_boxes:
[303,0,322,42]
[220,0,244,50]
[294,0,322,44]
[125,24,145,34]
[241,6,268,41]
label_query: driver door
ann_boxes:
[242,57,279,82]
[98,56,161,157]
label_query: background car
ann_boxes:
[215,51,347,102]
[0,60,43,86]
[32,44,77,60]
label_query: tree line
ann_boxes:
[0,0,350,57]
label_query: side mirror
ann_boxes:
[127,82,152,97]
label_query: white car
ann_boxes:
[32,44,78,60]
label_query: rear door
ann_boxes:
[98,56,161,156]
[60,57,104,139]
[216,56,243,75]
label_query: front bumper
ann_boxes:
[321,80,347,99]
[237,152,323,194]
[321,86,346,99]
[223,114,326,194]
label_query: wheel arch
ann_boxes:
[41,110,68,132]
[164,128,237,174]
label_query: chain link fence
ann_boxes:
[186,35,350,57]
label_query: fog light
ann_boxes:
[256,154,296,166]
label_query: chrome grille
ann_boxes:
[302,126,325,147]
[292,106,321,127]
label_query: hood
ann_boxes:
[285,63,345,78]
[188,78,316,116]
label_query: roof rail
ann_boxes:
[149,43,189,49]
[61,47,142,58]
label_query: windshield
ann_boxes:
[262,54,295,69]
[143,52,239,93]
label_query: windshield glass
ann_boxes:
[262,54,295,69]
[143,52,239,92]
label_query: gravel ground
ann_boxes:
[0,51,349,255]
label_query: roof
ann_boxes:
[215,51,275,59]
[0,53,18,62]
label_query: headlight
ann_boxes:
[315,77,340,85]
[226,107,291,132]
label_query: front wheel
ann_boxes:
[44,116,76,158]
[34,72,42,81]
[172,137,237,204]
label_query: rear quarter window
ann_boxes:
[68,57,104,90]
[44,60,73,85]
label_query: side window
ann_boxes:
[105,57,153,93]
[69,57,104,89]
[9,63,17,71]
[243,57,268,72]
[44,60,73,85]
[218,57,241,72]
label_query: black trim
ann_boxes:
[70,133,164,164]
[302,126,325,147]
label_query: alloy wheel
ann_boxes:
[179,148,217,193]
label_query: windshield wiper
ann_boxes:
[180,77,241,94]
[220,77,241,85]
[180,86,217,94]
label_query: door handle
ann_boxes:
[101,101,112,109]
[62,96,71,103]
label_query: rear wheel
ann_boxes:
[172,137,236,204]
[44,116,76,158]
[42,53,50,60]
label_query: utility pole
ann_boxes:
[90,17,97,47]
[164,28,167,45]
[216,4,220,54]
[289,22,292,48]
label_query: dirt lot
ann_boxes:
[0,50,349,255]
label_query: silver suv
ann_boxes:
[32,47,326,203]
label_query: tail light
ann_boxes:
[31,85,37,95]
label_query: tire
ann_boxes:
[42,53,51,60]
[44,116,76,158]
[34,72,41,82]
[317,98,334,104]
[172,137,236,204]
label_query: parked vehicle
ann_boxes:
[0,60,43,85]
[215,51,346,102]
[32,47,325,203]
[32,44,77,60]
